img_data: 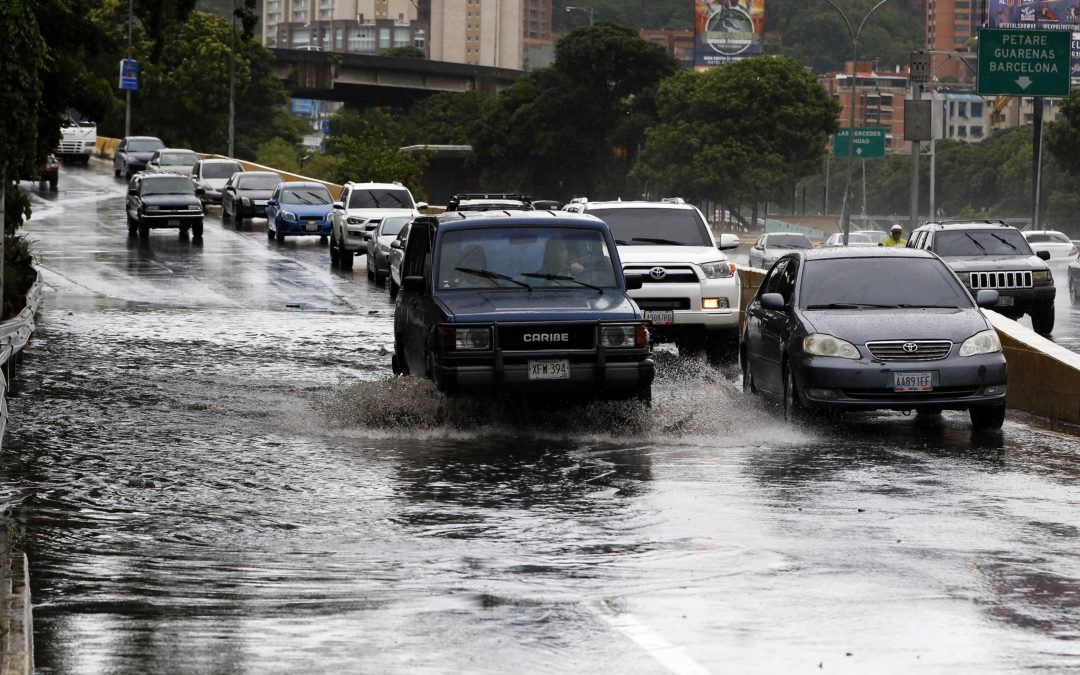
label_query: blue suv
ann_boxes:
[392,210,655,402]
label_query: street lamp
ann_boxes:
[822,0,891,245]
[565,6,594,26]
[228,0,236,158]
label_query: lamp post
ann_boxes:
[228,0,236,158]
[565,6,594,26]
[822,0,891,245]
[125,0,133,138]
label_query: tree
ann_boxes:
[333,126,430,201]
[383,46,425,59]
[399,91,494,146]
[631,56,840,223]
[473,22,679,199]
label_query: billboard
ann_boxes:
[987,0,1080,79]
[694,0,765,71]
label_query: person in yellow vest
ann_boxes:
[881,224,907,247]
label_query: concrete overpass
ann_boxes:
[269,48,524,108]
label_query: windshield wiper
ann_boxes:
[895,303,960,309]
[805,302,898,309]
[631,237,690,246]
[522,272,603,292]
[455,267,532,289]
[963,233,988,254]
[988,232,1021,253]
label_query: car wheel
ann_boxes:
[367,256,375,281]
[389,278,399,300]
[192,220,203,239]
[330,234,340,266]
[705,330,738,366]
[635,385,652,407]
[741,350,757,394]
[114,165,121,178]
[375,267,387,285]
[1071,279,1080,304]
[782,361,804,422]
[267,223,275,240]
[127,215,138,235]
[275,230,286,242]
[392,339,409,376]
[339,238,353,270]
[970,403,1005,431]
[1030,304,1055,336]
[49,176,58,191]
[138,220,149,238]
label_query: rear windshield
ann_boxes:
[800,257,972,309]
[1025,232,1069,244]
[238,175,282,189]
[934,228,1033,256]
[436,227,618,290]
[380,216,412,237]
[281,187,332,205]
[128,139,164,152]
[202,162,242,179]
[348,189,413,209]
[768,234,813,248]
[161,151,198,166]
[593,207,712,247]
[141,177,195,195]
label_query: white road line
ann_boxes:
[583,597,713,675]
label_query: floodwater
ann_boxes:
[4,164,1079,674]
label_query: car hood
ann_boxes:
[616,245,727,265]
[127,151,157,162]
[942,254,1048,271]
[237,189,276,200]
[279,203,333,216]
[799,307,991,342]
[437,290,640,322]
[197,178,230,189]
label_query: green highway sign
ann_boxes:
[833,127,886,159]
[977,28,1071,97]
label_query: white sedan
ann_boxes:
[1023,230,1078,261]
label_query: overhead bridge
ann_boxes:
[270,48,524,108]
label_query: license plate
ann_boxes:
[304,223,320,232]
[168,219,180,227]
[644,310,674,325]
[894,371,933,392]
[528,359,570,380]
[996,295,1014,307]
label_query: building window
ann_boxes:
[971,126,984,138]
[958,102,967,117]
[958,126,968,137]
[970,102,983,117]
[335,27,343,49]
[379,27,391,48]
[349,25,376,51]
[394,26,410,47]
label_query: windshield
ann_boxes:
[436,227,618,290]
[380,216,411,237]
[348,189,413,209]
[238,175,282,190]
[594,207,712,247]
[161,152,198,166]
[800,257,973,309]
[1025,232,1069,244]
[935,228,1033,256]
[768,234,813,249]
[128,139,164,152]
[202,163,242,179]
[141,177,195,195]
[281,187,332,205]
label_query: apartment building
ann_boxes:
[820,62,910,152]
[926,0,987,83]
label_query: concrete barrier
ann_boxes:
[735,264,1080,432]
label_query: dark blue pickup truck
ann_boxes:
[392,210,655,402]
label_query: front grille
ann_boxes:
[498,323,596,351]
[623,265,698,284]
[841,386,980,400]
[970,270,1032,289]
[300,215,324,223]
[635,298,691,311]
[866,339,953,361]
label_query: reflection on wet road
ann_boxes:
[6,165,1080,673]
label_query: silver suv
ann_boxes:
[907,220,1056,335]
[564,198,742,363]
[330,181,426,270]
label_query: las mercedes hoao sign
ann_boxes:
[977,27,1071,97]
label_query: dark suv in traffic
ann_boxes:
[392,210,654,402]
[907,220,1056,335]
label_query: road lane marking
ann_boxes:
[583,597,712,675]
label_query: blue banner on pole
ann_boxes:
[119,59,139,91]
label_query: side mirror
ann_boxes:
[416,202,429,211]
[624,274,644,290]
[333,201,344,210]
[267,199,277,206]
[717,233,741,250]
[760,292,786,310]
[195,187,205,195]
[402,276,425,293]
[390,240,403,250]
[975,289,999,308]
[1036,250,1051,261]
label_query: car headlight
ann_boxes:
[803,333,861,359]
[282,210,297,221]
[955,271,971,285]
[325,211,333,220]
[441,326,492,351]
[144,205,160,212]
[701,261,736,279]
[347,216,365,225]
[601,324,647,348]
[958,329,1001,357]
[189,203,201,210]
[1033,270,1053,284]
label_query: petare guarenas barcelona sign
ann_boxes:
[693,0,765,71]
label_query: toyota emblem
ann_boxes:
[902,342,919,353]
[649,266,667,280]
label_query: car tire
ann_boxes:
[267,223,275,240]
[127,215,138,235]
[192,220,203,239]
[367,256,375,281]
[1071,279,1079,304]
[375,267,387,285]
[330,234,340,266]
[340,241,353,270]
[741,350,757,394]
[782,361,804,422]
[1030,304,1054,336]
[635,385,652,407]
[392,340,409,376]
[970,403,1005,431]
[705,330,738,366]
[138,220,149,238]
[389,278,399,300]
[275,230,285,243]
[114,165,121,178]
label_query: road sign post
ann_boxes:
[833,128,886,159]
[977,28,1071,97]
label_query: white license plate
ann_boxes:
[528,359,569,380]
[644,310,674,325]
[894,371,933,392]
[168,219,180,227]
[304,223,320,232]
[996,295,1014,307]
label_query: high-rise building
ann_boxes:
[425,0,523,69]
[926,0,987,83]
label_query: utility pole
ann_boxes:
[125,0,133,137]
[228,0,236,158]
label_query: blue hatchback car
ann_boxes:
[265,182,334,242]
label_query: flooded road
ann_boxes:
[6,164,1080,674]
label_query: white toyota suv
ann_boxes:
[330,181,426,270]
[564,198,742,363]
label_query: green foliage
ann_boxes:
[383,46,426,59]
[324,108,403,155]
[399,91,494,146]
[1,0,47,181]
[632,56,840,208]
[332,127,429,201]
[551,0,692,31]
[255,137,303,174]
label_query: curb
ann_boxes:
[0,269,43,675]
